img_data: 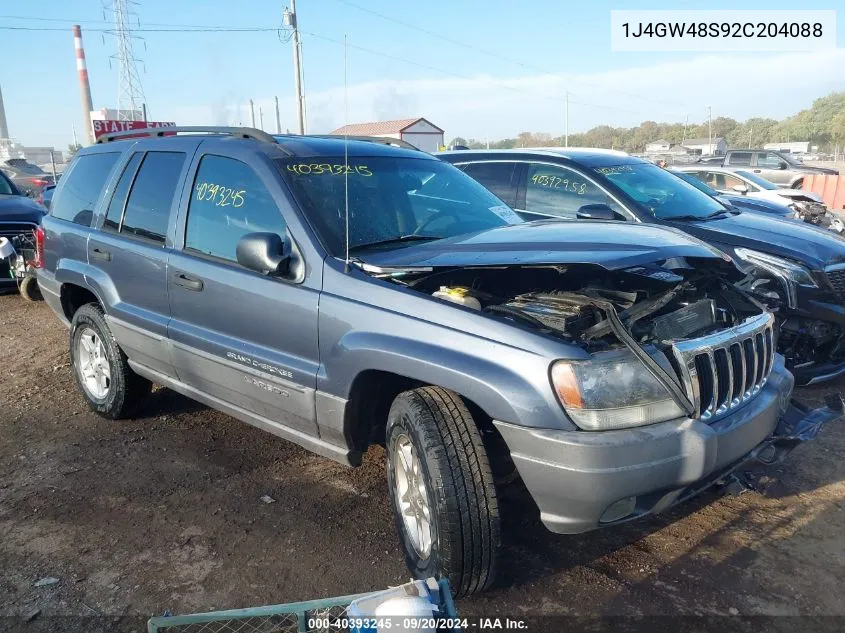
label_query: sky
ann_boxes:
[1,0,843,150]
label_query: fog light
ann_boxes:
[599,496,637,523]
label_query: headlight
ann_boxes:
[734,248,817,307]
[550,351,686,431]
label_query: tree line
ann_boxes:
[451,91,845,153]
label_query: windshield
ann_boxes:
[0,171,15,195]
[595,163,726,220]
[279,156,522,256]
[735,170,779,190]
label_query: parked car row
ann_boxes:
[0,158,57,197]
[675,166,842,233]
[697,148,838,189]
[34,128,844,596]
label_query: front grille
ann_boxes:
[0,222,37,241]
[826,268,845,301]
[670,313,776,421]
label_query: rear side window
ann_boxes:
[185,155,285,262]
[103,153,143,231]
[121,151,186,243]
[726,152,752,166]
[460,162,518,207]
[50,152,120,225]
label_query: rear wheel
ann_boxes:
[792,179,804,189]
[386,386,500,596]
[70,303,151,419]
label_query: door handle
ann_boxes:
[753,169,762,173]
[172,272,204,291]
[90,247,111,261]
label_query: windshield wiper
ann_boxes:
[668,210,736,221]
[348,234,443,252]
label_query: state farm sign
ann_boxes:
[92,119,176,140]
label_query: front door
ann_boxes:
[167,150,321,436]
[754,152,789,185]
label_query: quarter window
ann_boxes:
[121,152,186,243]
[185,155,286,262]
[50,152,120,226]
[103,153,143,231]
[460,162,518,207]
[525,164,625,219]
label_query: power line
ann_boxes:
[300,30,647,116]
[0,25,277,32]
[328,0,690,112]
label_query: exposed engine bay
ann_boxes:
[381,259,767,353]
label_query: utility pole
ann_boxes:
[249,99,255,127]
[749,126,753,148]
[274,96,282,134]
[565,91,569,147]
[285,0,307,134]
[706,105,712,155]
[682,115,688,145]
[259,106,264,130]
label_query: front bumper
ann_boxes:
[494,357,841,534]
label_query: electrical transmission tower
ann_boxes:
[105,0,146,121]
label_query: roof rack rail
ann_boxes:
[311,134,421,151]
[96,126,278,144]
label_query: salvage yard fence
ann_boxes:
[147,579,460,633]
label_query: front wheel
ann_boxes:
[386,386,500,596]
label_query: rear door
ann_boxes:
[457,161,521,209]
[88,144,194,378]
[167,146,321,436]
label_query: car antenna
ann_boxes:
[343,34,351,273]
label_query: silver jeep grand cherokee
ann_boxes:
[36,127,841,595]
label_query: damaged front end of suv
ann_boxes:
[352,221,842,533]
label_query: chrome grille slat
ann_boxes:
[671,313,775,422]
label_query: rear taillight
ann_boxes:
[28,178,49,187]
[33,226,45,269]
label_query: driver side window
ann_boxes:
[523,164,627,220]
[757,152,783,169]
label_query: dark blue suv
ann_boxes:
[441,148,845,386]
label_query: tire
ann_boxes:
[69,303,151,419]
[19,274,41,302]
[792,179,804,190]
[386,386,500,596]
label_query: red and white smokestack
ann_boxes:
[73,25,95,145]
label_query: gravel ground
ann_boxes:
[2,294,845,631]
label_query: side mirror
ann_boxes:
[731,184,749,194]
[576,203,618,220]
[236,232,290,276]
[778,161,788,170]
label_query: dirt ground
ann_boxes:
[2,294,845,631]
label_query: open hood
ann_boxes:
[775,189,825,204]
[357,220,729,271]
